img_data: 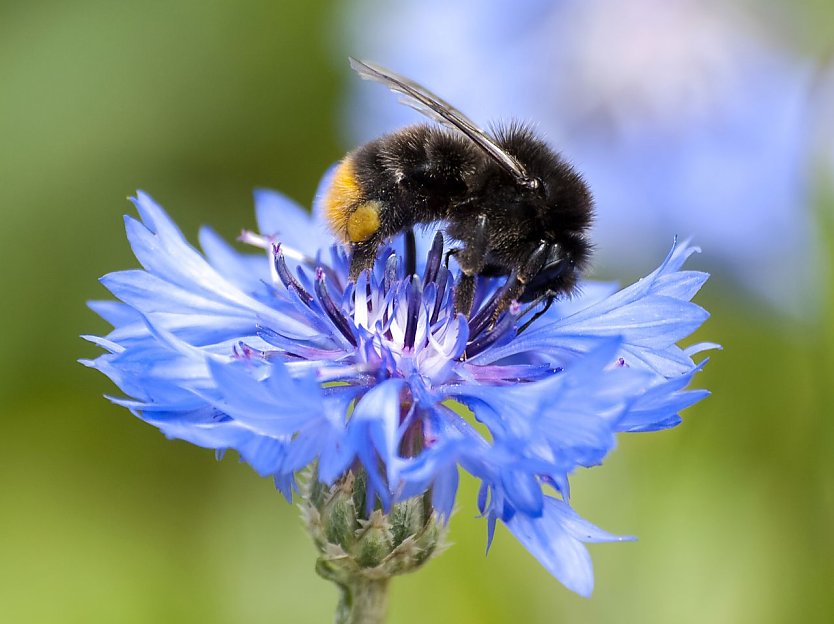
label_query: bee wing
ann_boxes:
[349,57,534,186]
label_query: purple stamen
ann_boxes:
[422,231,444,286]
[469,270,519,338]
[233,341,271,361]
[403,276,422,351]
[383,253,398,295]
[404,228,417,277]
[314,268,357,346]
[365,278,373,315]
[430,265,449,325]
[465,310,517,358]
[314,260,344,292]
[273,244,314,305]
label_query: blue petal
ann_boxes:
[204,359,323,437]
[430,465,459,521]
[88,300,143,328]
[235,434,289,477]
[254,188,332,256]
[617,365,710,432]
[501,470,543,517]
[199,226,271,294]
[132,191,188,242]
[273,472,298,502]
[287,391,359,483]
[504,497,633,597]
[348,379,406,503]
[122,196,321,340]
[310,164,338,228]
[134,406,262,451]
[102,270,255,318]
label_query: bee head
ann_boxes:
[494,124,593,230]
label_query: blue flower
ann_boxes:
[83,178,714,596]
[341,0,817,310]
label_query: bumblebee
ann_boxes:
[323,58,593,319]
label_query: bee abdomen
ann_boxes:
[324,125,482,248]
[323,156,383,243]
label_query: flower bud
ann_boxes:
[302,468,445,587]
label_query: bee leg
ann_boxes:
[348,241,378,282]
[489,242,549,326]
[454,273,476,317]
[452,215,489,317]
[487,280,525,327]
[455,215,489,274]
[517,294,555,334]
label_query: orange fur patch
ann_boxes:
[323,158,363,242]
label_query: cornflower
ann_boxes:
[83,175,715,622]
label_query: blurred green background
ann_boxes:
[1,1,832,622]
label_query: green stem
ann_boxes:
[334,578,389,624]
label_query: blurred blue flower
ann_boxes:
[83,176,713,596]
[341,0,817,310]
[814,64,834,189]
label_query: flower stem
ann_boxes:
[334,578,389,624]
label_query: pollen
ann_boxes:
[347,201,381,242]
